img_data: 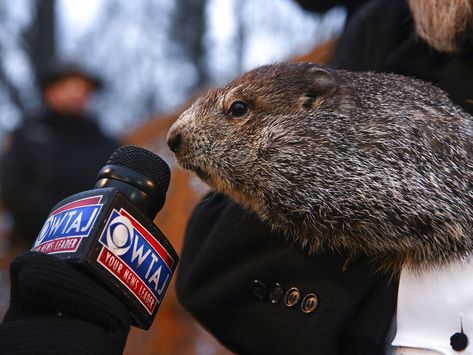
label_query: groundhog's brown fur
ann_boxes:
[167,62,473,272]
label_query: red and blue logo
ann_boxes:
[33,196,103,254]
[97,209,175,314]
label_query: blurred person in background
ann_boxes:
[0,61,119,250]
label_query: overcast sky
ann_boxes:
[57,0,346,72]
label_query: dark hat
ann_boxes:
[38,59,103,91]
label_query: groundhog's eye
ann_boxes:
[228,101,248,118]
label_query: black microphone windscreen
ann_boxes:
[106,145,171,199]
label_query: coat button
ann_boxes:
[269,283,284,304]
[284,287,301,307]
[450,332,468,351]
[301,293,318,314]
[252,280,267,300]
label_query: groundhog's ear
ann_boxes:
[301,68,337,110]
[306,67,337,97]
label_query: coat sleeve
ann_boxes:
[176,193,398,355]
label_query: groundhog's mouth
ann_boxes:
[176,157,212,182]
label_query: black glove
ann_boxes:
[0,252,132,355]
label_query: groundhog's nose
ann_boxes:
[167,131,182,153]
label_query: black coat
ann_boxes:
[176,0,473,354]
[0,111,119,245]
[333,0,473,115]
[177,194,397,354]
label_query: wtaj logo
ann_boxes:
[32,196,103,254]
[97,209,174,314]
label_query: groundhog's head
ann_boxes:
[167,63,339,213]
[167,62,473,269]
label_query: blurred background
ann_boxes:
[0,0,346,140]
[0,1,347,353]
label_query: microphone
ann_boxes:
[30,145,178,330]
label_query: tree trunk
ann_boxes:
[171,0,207,88]
[23,0,56,87]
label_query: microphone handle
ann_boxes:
[32,187,178,330]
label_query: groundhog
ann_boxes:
[167,62,473,271]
